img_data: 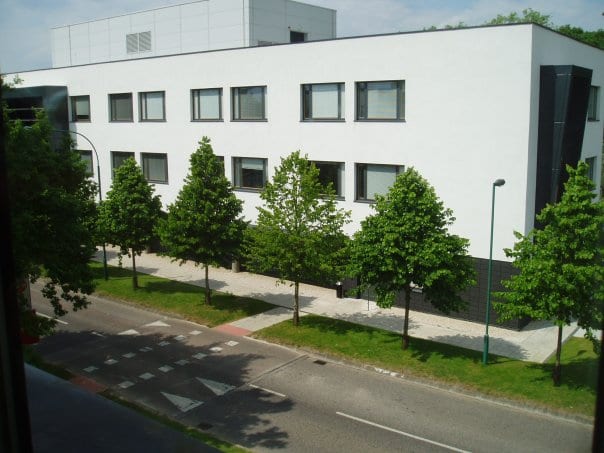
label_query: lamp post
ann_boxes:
[55,129,109,280]
[483,178,505,365]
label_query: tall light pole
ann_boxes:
[483,178,505,365]
[55,129,109,280]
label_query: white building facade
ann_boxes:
[5,19,603,327]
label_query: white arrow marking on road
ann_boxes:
[144,320,171,327]
[161,392,203,412]
[196,378,235,396]
[118,329,140,336]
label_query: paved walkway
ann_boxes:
[96,248,582,363]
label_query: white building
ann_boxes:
[4,3,603,327]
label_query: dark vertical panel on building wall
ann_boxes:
[535,65,591,223]
[3,86,69,133]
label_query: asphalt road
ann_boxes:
[31,287,594,452]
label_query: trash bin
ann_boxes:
[335,281,343,299]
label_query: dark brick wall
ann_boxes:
[344,257,530,331]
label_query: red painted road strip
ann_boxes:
[212,324,252,336]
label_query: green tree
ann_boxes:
[556,25,604,50]
[98,158,161,289]
[485,8,553,27]
[349,168,475,349]
[158,137,246,305]
[4,109,97,334]
[495,163,603,386]
[245,151,350,325]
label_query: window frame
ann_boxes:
[355,163,403,202]
[586,156,597,183]
[79,150,93,176]
[311,161,345,198]
[191,88,223,121]
[109,93,133,122]
[70,95,91,122]
[141,152,169,184]
[139,91,166,122]
[232,157,268,191]
[356,80,405,121]
[302,83,345,122]
[110,151,135,178]
[588,86,599,121]
[231,86,267,121]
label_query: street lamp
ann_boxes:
[483,178,505,365]
[55,129,109,280]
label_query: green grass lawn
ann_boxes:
[90,261,275,327]
[253,315,599,418]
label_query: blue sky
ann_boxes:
[1,0,602,73]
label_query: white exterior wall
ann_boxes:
[13,25,604,262]
[50,0,335,67]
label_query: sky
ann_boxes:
[1,0,602,73]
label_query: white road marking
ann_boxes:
[210,347,222,353]
[175,359,190,366]
[174,335,186,341]
[104,359,118,365]
[118,329,140,336]
[122,352,136,359]
[118,381,134,389]
[189,330,202,335]
[92,331,104,337]
[197,378,235,396]
[144,320,171,327]
[139,373,155,380]
[161,392,203,412]
[192,353,207,360]
[37,312,68,325]
[249,384,286,398]
[159,365,174,373]
[139,347,153,352]
[83,366,98,373]
[225,340,239,347]
[158,341,170,346]
[336,412,471,453]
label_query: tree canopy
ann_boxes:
[158,137,246,305]
[98,157,161,289]
[495,163,603,386]
[245,151,350,325]
[4,109,97,334]
[349,167,475,349]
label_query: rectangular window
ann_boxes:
[233,157,267,189]
[79,150,93,175]
[312,161,345,197]
[356,80,405,121]
[290,31,307,43]
[356,163,403,201]
[109,93,133,122]
[70,95,90,122]
[232,86,266,121]
[588,86,599,121]
[111,151,135,178]
[191,88,222,121]
[586,156,597,183]
[302,83,344,121]
[139,91,165,121]
[141,153,169,184]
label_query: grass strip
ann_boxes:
[90,261,275,327]
[253,314,598,418]
[100,391,250,453]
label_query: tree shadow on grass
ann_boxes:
[33,328,295,450]
[526,354,599,393]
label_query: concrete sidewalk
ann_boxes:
[97,248,578,363]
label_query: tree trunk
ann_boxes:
[553,325,563,386]
[293,281,300,326]
[204,264,211,305]
[132,251,138,289]
[402,286,411,350]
